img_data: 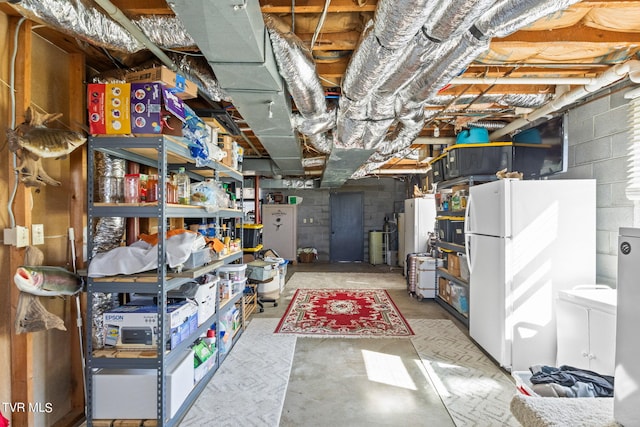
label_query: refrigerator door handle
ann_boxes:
[465,233,472,275]
[464,193,472,234]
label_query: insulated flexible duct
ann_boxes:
[341,20,409,101]
[373,0,435,49]
[92,152,126,255]
[265,14,334,155]
[265,15,327,118]
[423,0,497,41]
[474,0,583,38]
[15,0,143,52]
[15,0,228,103]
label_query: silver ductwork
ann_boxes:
[474,0,582,38]
[15,0,143,52]
[92,152,125,255]
[12,0,597,185]
[170,0,304,175]
[423,0,497,41]
[264,14,334,155]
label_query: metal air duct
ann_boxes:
[170,0,304,175]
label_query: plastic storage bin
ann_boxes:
[429,153,447,183]
[456,127,489,144]
[512,371,539,396]
[246,259,278,281]
[512,143,551,178]
[236,223,263,249]
[437,216,465,245]
[450,283,469,316]
[445,142,512,179]
[183,248,213,270]
[216,264,247,282]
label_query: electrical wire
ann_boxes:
[310,0,331,51]
[8,17,26,229]
[291,0,295,33]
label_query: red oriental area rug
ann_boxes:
[274,288,414,337]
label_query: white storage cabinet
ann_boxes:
[556,286,617,376]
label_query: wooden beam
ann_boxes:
[68,52,87,419]
[499,23,640,43]
[261,0,378,13]
[9,17,34,427]
[109,0,173,15]
[297,31,360,51]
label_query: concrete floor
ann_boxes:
[253,261,468,427]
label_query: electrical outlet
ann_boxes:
[3,228,16,246]
[15,226,29,248]
[303,218,307,224]
[310,218,313,224]
[32,224,45,245]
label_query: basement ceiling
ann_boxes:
[3,0,640,187]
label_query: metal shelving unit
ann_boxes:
[432,175,496,328]
[85,135,244,426]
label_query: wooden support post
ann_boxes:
[66,52,87,425]
[8,17,33,427]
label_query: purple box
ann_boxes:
[130,83,185,135]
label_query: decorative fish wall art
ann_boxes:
[6,107,86,187]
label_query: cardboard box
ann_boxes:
[92,350,194,419]
[438,277,451,304]
[103,300,198,350]
[130,82,185,136]
[126,65,198,99]
[87,83,131,134]
[448,253,461,277]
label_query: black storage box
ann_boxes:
[445,143,512,179]
[430,153,447,183]
[236,223,263,249]
[437,217,465,245]
[512,143,550,178]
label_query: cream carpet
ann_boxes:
[283,271,407,290]
[180,318,296,427]
[179,273,519,426]
[410,319,519,426]
[510,394,617,427]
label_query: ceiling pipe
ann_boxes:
[370,168,431,174]
[490,59,640,139]
[452,76,599,85]
[93,0,178,72]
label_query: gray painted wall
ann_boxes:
[262,177,406,262]
[552,84,637,286]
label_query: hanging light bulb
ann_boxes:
[433,125,440,138]
[268,101,274,119]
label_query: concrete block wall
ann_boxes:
[553,85,637,286]
[268,177,405,262]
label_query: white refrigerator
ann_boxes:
[465,179,596,372]
[403,196,437,264]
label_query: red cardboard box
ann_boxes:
[130,83,186,136]
[87,83,131,135]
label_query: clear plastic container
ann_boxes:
[124,174,139,203]
[175,167,191,205]
[146,174,158,203]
